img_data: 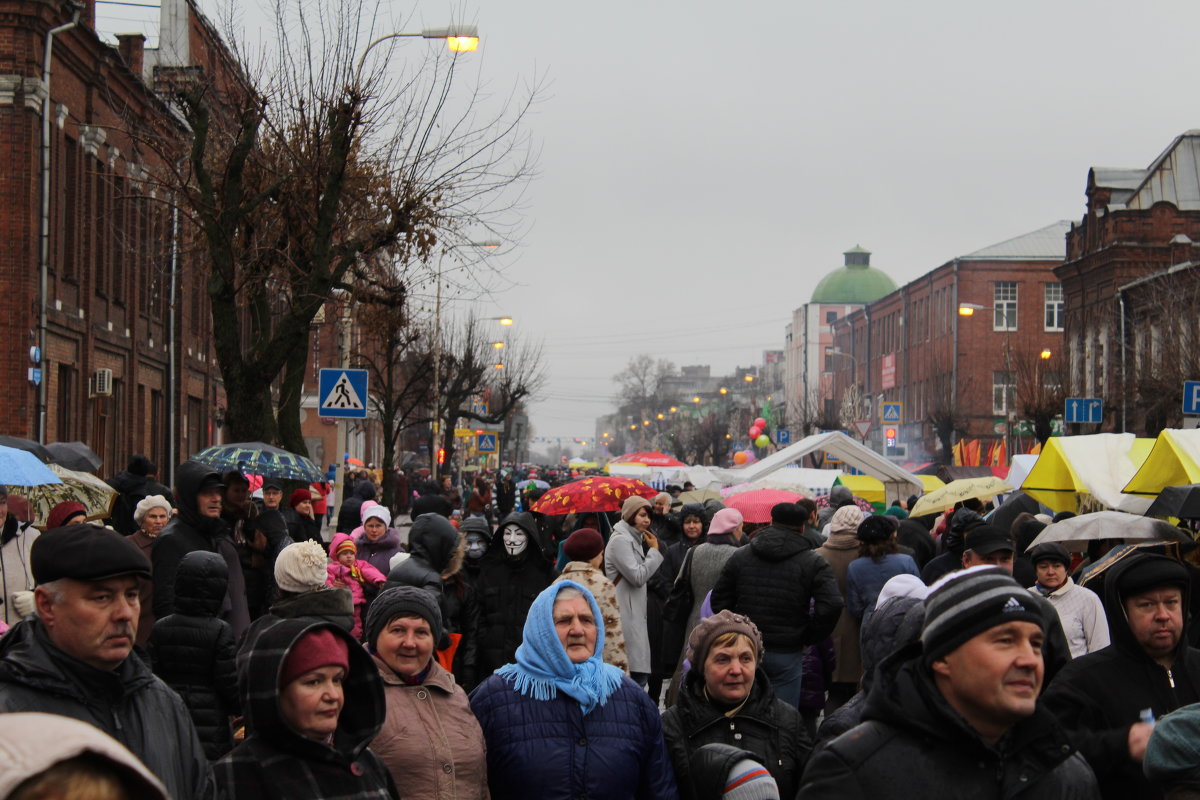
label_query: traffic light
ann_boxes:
[437,448,445,465]
[885,427,897,450]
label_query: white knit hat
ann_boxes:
[274,540,328,593]
[362,504,391,526]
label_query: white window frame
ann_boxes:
[994,282,1017,331]
[1044,283,1063,331]
[992,370,1015,415]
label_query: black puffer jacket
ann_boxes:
[663,667,810,800]
[474,512,553,677]
[337,480,378,534]
[149,551,240,760]
[385,513,460,598]
[919,509,983,585]
[710,526,842,653]
[801,641,1099,799]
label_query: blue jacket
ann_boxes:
[844,553,920,621]
[469,673,679,800]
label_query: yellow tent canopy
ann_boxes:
[1123,429,1200,497]
[834,474,944,509]
[1020,434,1154,514]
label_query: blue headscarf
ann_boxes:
[495,580,625,715]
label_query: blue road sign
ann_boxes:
[1185,381,1200,415]
[476,433,498,453]
[881,402,903,424]
[318,369,369,419]
[1064,397,1103,425]
[775,428,792,445]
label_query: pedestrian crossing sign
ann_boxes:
[476,433,498,453]
[881,402,903,424]
[319,369,369,419]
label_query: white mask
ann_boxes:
[502,525,528,557]
[465,532,488,560]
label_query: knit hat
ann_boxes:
[769,502,808,529]
[279,628,350,687]
[364,586,444,649]
[274,540,329,593]
[709,508,744,535]
[127,455,155,476]
[1143,703,1200,788]
[361,504,390,527]
[962,524,1014,556]
[830,504,864,534]
[922,567,1045,663]
[686,609,764,668]
[1114,553,1190,600]
[621,495,651,523]
[133,494,172,526]
[856,514,896,544]
[725,759,779,799]
[334,536,357,556]
[1028,542,1070,567]
[46,501,87,530]
[460,516,493,540]
[289,488,312,509]
[563,528,605,562]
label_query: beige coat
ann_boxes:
[554,561,630,673]
[816,530,863,684]
[371,655,490,800]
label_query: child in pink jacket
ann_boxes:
[326,532,386,640]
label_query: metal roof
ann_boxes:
[958,220,1071,261]
[1124,131,1200,211]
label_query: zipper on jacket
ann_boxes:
[1166,666,1176,689]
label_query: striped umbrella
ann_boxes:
[191,441,324,482]
[726,489,805,523]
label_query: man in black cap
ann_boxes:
[960,524,1016,573]
[0,524,213,800]
[1044,552,1200,799]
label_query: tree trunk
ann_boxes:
[276,338,309,456]
[222,367,278,446]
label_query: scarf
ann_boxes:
[495,580,624,715]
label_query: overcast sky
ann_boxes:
[98,0,1200,450]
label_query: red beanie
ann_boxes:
[289,489,311,509]
[46,501,87,530]
[563,528,605,562]
[280,629,351,688]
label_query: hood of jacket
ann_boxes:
[238,616,384,762]
[171,460,225,537]
[408,513,462,574]
[352,480,377,501]
[748,524,812,561]
[858,596,925,690]
[1102,552,1192,662]
[173,551,229,617]
[109,470,150,496]
[493,511,546,561]
[821,527,859,551]
[941,509,984,555]
[270,587,355,631]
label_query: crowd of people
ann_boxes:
[2,459,1200,798]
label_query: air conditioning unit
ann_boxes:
[90,368,114,397]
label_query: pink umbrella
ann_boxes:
[726,489,804,523]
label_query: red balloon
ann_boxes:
[754,417,767,430]
[749,426,761,439]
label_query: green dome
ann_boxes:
[810,246,897,304]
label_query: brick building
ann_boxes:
[830,222,1069,461]
[0,0,228,483]
[1056,130,1200,435]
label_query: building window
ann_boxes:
[824,347,833,372]
[994,282,1017,331]
[826,310,837,324]
[992,370,1015,415]
[1044,283,1063,331]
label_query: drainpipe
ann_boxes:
[1117,289,1127,433]
[167,204,179,483]
[950,259,960,412]
[38,3,83,443]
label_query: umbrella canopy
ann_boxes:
[530,476,657,515]
[1077,541,1183,590]
[1027,510,1190,553]
[191,441,324,482]
[726,489,804,524]
[609,451,687,468]
[0,436,53,463]
[0,445,61,487]
[516,479,550,491]
[677,489,723,506]
[1145,484,1200,520]
[12,463,117,527]
[909,476,1014,518]
[45,441,102,472]
[987,491,1044,534]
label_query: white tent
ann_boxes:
[727,431,922,504]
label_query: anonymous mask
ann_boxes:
[502,524,528,557]
[465,532,489,560]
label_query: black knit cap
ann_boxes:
[1114,553,1190,601]
[770,502,808,528]
[364,586,443,649]
[31,524,152,584]
[856,515,897,544]
[922,567,1044,663]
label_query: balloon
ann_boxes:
[744,450,757,463]
[733,451,748,465]
[748,426,761,439]
[754,417,767,430]
[755,435,770,448]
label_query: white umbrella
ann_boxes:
[1026,510,1190,553]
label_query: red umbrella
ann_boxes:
[610,451,687,468]
[813,494,875,513]
[726,489,804,523]
[530,476,658,515]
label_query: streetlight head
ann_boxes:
[656,413,664,420]
[493,362,504,370]
[643,420,650,426]
[498,317,514,326]
[958,302,984,317]
[669,407,677,413]
[1041,348,1052,360]
[719,387,728,395]
[693,396,700,404]
[421,25,479,51]
[744,375,754,383]
[492,341,505,349]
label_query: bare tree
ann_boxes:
[612,355,679,451]
[927,372,971,464]
[1012,349,1066,447]
[1120,272,1200,435]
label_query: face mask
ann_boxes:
[502,525,528,557]
[465,532,488,560]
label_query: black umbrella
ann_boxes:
[0,436,53,463]
[45,441,103,473]
[988,491,1043,535]
[1145,484,1200,520]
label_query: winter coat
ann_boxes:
[337,480,378,534]
[371,654,490,800]
[149,551,240,761]
[605,519,666,673]
[215,617,397,800]
[666,536,740,639]
[1029,577,1110,658]
[442,571,482,690]
[128,529,158,646]
[896,519,936,569]
[0,617,214,800]
[683,744,763,800]
[353,526,406,577]
[662,667,810,800]
[107,470,174,536]
[799,635,837,711]
[1042,554,1200,800]
[815,529,862,684]
[153,460,251,639]
[285,509,322,546]
[554,561,629,673]
[711,525,843,654]
[475,512,554,677]
[0,514,37,626]
[800,641,1099,799]
[266,587,355,632]
[470,672,679,800]
[385,512,461,600]
[845,553,921,621]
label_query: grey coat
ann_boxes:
[604,519,664,673]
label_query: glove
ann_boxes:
[11,590,35,619]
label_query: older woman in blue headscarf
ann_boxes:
[469,581,679,800]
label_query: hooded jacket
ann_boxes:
[215,617,397,800]
[353,523,406,577]
[0,617,214,800]
[337,480,378,534]
[1043,553,1200,799]
[801,640,1098,799]
[386,512,461,599]
[710,526,843,653]
[148,551,240,760]
[816,524,864,684]
[107,468,174,536]
[919,509,984,585]
[662,667,809,800]
[0,513,37,626]
[475,512,553,677]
